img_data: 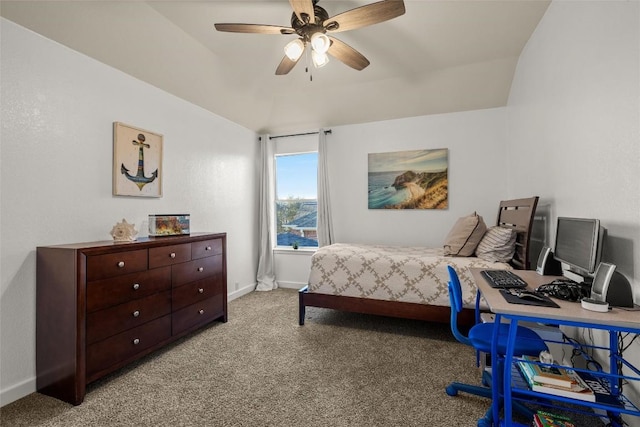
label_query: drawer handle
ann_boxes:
[132,283,140,290]
[205,246,212,251]
[198,288,204,294]
[117,261,125,268]
[133,338,140,345]
[198,267,204,272]
[199,309,205,315]
[170,252,176,259]
[133,310,140,317]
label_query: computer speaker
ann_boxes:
[592,262,634,308]
[535,246,562,276]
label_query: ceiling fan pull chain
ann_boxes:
[304,47,312,81]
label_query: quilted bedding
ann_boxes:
[307,243,512,309]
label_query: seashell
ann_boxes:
[110,218,138,242]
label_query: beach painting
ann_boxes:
[368,148,448,209]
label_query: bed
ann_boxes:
[298,197,539,326]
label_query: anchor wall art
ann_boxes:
[113,122,163,197]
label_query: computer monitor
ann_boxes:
[553,217,605,282]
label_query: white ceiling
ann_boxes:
[1,0,550,135]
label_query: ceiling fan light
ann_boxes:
[310,32,330,54]
[311,50,329,68]
[284,39,304,61]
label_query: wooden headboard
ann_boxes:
[496,196,539,270]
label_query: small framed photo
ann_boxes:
[113,122,163,197]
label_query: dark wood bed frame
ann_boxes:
[299,196,539,326]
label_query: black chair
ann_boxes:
[445,265,548,427]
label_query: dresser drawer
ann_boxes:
[86,249,147,281]
[86,315,171,378]
[172,276,224,312]
[87,290,171,344]
[171,255,222,287]
[172,294,224,336]
[192,239,223,259]
[87,267,171,312]
[148,243,191,268]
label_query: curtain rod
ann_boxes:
[259,129,332,141]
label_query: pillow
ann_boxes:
[443,212,487,256]
[475,226,517,263]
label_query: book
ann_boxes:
[517,361,595,402]
[518,361,627,408]
[577,369,625,408]
[533,410,576,427]
[522,355,574,388]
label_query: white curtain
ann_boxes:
[316,129,334,247]
[256,134,278,291]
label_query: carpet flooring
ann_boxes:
[1,288,603,426]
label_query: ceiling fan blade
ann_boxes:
[327,37,370,71]
[323,0,406,33]
[214,23,294,35]
[275,54,302,75]
[289,0,315,24]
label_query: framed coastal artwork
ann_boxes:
[368,148,448,209]
[113,122,163,197]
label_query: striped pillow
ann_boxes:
[475,226,516,263]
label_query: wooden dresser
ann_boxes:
[36,232,227,405]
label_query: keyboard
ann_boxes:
[481,269,528,289]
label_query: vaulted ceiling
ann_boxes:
[1,1,550,135]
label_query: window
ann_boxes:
[275,152,318,248]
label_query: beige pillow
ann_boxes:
[475,226,517,263]
[443,212,487,256]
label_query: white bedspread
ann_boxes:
[307,243,512,309]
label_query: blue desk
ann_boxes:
[471,268,640,427]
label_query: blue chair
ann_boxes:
[445,265,548,427]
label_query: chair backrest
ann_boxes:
[447,265,470,346]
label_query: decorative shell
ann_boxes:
[110,218,138,242]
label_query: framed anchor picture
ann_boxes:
[113,122,163,197]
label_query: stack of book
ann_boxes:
[517,356,595,402]
[515,356,626,412]
[532,410,576,427]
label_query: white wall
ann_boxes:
[507,1,640,425]
[508,0,639,302]
[0,19,259,405]
[274,249,314,289]
[328,108,510,247]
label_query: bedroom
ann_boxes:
[1,0,639,425]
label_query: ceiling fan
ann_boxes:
[214,0,406,75]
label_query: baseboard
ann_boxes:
[228,283,256,301]
[277,281,306,290]
[1,376,35,408]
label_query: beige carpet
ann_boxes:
[1,288,599,426]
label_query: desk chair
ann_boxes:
[445,266,548,427]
